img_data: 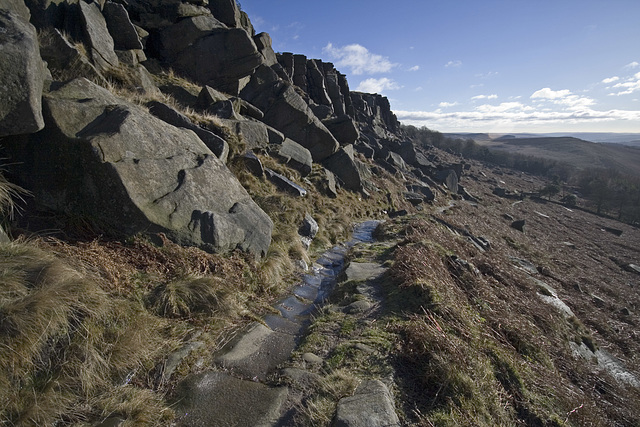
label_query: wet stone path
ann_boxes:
[173,221,382,426]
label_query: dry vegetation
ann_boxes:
[282,152,639,426]
[378,160,640,426]
[5,35,639,424]
[0,91,412,423]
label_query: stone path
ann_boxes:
[172,221,396,426]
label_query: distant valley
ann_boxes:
[444,132,640,176]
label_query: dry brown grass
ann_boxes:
[374,155,640,426]
[0,241,175,425]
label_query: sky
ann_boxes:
[239,0,640,134]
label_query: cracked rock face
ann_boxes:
[0,9,45,137]
[6,78,272,257]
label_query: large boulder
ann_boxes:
[1,0,30,20]
[39,28,105,83]
[172,27,263,93]
[103,1,143,50]
[270,138,312,177]
[241,66,339,161]
[323,145,371,193]
[208,0,240,28]
[435,169,459,193]
[306,59,332,107]
[78,0,119,69]
[253,32,277,66]
[155,15,225,62]
[393,140,418,165]
[6,78,272,257]
[323,115,359,146]
[0,9,45,137]
[147,100,229,162]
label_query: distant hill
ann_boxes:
[445,132,640,147]
[445,133,640,176]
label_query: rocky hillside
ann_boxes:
[0,0,420,256]
[0,0,638,426]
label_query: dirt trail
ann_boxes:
[172,221,388,426]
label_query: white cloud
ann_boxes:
[445,60,462,68]
[602,76,620,84]
[471,94,498,100]
[609,72,640,96]
[408,65,420,72]
[529,88,594,110]
[624,61,639,69]
[323,43,397,75]
[414,86,424,92]
[475,71,499,79]
[394,107,640,131]
[439,101,459,108]
[530,88,572,100]
[476,102,530,113]
[555,95,595,110]
[356,77,401,93]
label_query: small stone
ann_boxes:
[353,343,375,354]
[96,417,125,427]
[345,300,372,314]
[624,264,640,275]
[621,307,631,316]
[241,151,264,177]
[511,219,526,232]
[281,367,321,387]
[592,295,606,307]
[302,352,323,365]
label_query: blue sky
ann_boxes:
[239,0,640,133]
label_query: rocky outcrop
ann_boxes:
[4,78,272,257]
[323,145,371,193]
[241,65,339,161]
[351,92,400,138]
[0,0,420,254]
[0,9,46,137]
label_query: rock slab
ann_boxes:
[0,10,45,136]
[334,380,400,427]
[6,78,272,257]
[175,371,287,427]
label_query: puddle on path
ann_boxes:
[265,220,381,333]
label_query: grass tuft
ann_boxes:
[148,275,229,318]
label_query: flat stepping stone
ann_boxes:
[334,380,400,427]
[342,262,387,282]
[175,371,288,427]
[302,352,323,364]
[345,300,372,314]
[215,323,296,380]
